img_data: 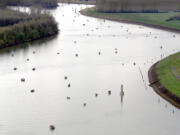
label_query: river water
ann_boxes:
[0,4,180,135]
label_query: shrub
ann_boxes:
[0,8,58,49]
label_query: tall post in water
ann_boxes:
[121,84,123,91]
[120,84,124,103]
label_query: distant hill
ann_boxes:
[97,0,180,13]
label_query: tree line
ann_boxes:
[0,0,58,8]
[0,9,32,26]
[0,8,58,49]
[97,0,180,13]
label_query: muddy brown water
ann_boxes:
[0,4,180,135]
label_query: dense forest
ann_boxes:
[0,0,58,8]
[97,0,180,13]
[0,4,58,49]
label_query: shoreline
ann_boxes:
[80,8,180,34]
[148,61,180,109]
[0,33,58,51]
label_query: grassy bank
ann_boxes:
[81,7,180,32]
[156,53,180,97]
[0,8,58,49]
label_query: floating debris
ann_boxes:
[133,62,136,66]
[30,89,35,93]
[64,76,68,80]
[11,54,14,57]
[83,103,87,107]
[49,125,55,131]
[67,96,71,100]
[57,52,60,55]
[108,91,111,95]
[27,58,30,61]
[21,78,25,82]
[75,54,79,57]
[32,68,36,71]
[13,67,17,71]
[95,93,98,97]
[98,52,101,55]
[33,51,36,54]
[68,83,71,88]
[74,41,77,44]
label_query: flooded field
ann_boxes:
[0,4,180,135]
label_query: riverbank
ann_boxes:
[148,53,180,109]
[80,7,180,33]
[58,0,96,5]
[0,34,57,55]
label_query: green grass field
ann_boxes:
[81,7,180,31]
[156,53,180,97]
